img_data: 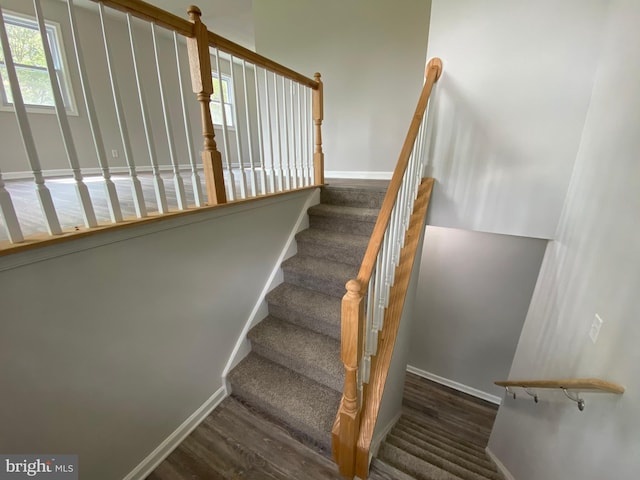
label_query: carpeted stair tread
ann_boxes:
[248,316,343,391]
[394,419,495,468]
[321,185,386,209]
[399,407,491,448]
[387,431,500,480]
[228,353,340,453]
[281,254,357,298]
[369,458,418,480]
[296,228,370,266]
[308,204,379,236]
[377,443,464,480]
[385,434,498,480]
[265,283,341,340]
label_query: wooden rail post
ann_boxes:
[312,72,324,185]
[333,279,364,477]
[186,5,226,205]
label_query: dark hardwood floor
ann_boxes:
[146,373,500,480]
[146,397,342,480]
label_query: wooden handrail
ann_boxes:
[332,58,442,479]
[495,378,624,393]
[356,58,442,289]
[207,32,320,89]
[355,178,434,479]
[90,0,193,36]
[91,1,320,89]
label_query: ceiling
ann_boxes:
[146,0,255,49]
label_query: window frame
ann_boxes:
[0,10,77,115]
[210,72,234,128]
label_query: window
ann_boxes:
[210,73,234,127]
[0,12,75,113]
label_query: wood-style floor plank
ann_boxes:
[146,397,342,480]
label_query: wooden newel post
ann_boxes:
[186,5,226,205]
[333,278,364,478]
[312,72,324,185]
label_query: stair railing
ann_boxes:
[0,0,323,253]
[332,57,442,479]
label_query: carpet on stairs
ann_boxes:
[227,181,387,456]
[371,373,505,480]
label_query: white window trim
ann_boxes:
[0,10,78,116]
[210,72,235,129]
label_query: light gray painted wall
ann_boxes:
[252,0,431,175]
[0,190,312,480]
[425,0,608,238]
[408,226,546,397]
[489,1,640,477]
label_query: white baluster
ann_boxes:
[281,77,292,190]
[34,0,97,229]
[262,69,276,193]
[173,32,203,207]
[307,88,314,184]
[67,0,122,223]
[253,66,267,195]
[228,55,247,199]
[300,84,307,187]
[241,60,257,197]
[296,83,304,187]
[272,72,284,191]
[99,3,146,218]
[151,23,187,210]
[288,80,298,188]
[127,14,167,214]
[0,7,61,235]
[0,169,23,243]
[213,47,236,200]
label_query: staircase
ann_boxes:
[227,183,386,454]
[370,373,503,480]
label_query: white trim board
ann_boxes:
[325,170,392,180]
[369,410,402,459]
[485,447,516,480]
[2,165,200,180]
[406,365,502,405]
[123,386,227,480]
[221,188,321,383]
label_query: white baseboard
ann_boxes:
[3,164,199,180]
[485,447,516,480]
[221,188,321,381]
[370,410,402,458]
[406,365,502,405]
[325,170,392,180]
[123,386,227,480]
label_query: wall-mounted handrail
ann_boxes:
[496,378,624,411]
[332,57,442,479]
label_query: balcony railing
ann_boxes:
[0,0,324,253]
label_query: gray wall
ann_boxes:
[408,226,546,398]
[489,0,640,477]
[425,0,608,238]
[0,190,312,480]
[252,0,432,176]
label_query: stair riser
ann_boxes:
[309,215,376,237]
[321,188,386,209]
[266,303,340,340]
[296,238,366,266]
[283,268,348,298]
[249,341,343,392]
